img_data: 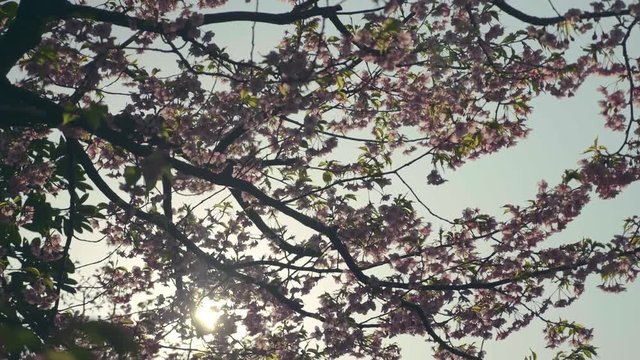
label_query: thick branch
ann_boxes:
[5,81,633,296]
[0,0,70,75]
[0,0,343,77]
[213,125,247,154]
[491,0,631,26]
[64,3,343,32]
[50,137,77,326]
[0,80,62,127]
[401,299,481,360]
[229,259,341,274]
[230,189,321,257]
[70,138,324,322]
[7,79,628,358]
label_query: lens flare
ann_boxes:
[194,298,222,331]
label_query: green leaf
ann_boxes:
[42,277,54,289]
[0,1,18,21]
[83,102,108,131]
[336,74,345,91]
[78,193,89,204]
[502,32,517,44]
[0,325,42,355]
[562,169,581,184]
[67,346,92,360]
[45,351,76,360]
[60,283,77,294]
[76,321,138,355]
[322,171,333,183]
[64,257,76,274]
[124,166,141,186]
[239,87,258,107]
[76,181,94,192]
[344,194,357,201]
[381,18,401,33]
[63,112,80,125]
[327,35,340,42]
[24,267,41,277]
[278,83,289,96]
[23,194,56,234]
[141,151,170,192]
[245,96,258,107]
[524,350,537,360]
[0,223,21,246]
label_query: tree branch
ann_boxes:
[401,299,482,360]
[491,0,631,26]
[49,136,78,328]
[0,0,70,75]
[0,0,344,77]
[230,189,322,257]
[64,2,343,32]
[69,138,324,322]
[6,80,634,297]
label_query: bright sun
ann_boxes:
[194,298,222,331]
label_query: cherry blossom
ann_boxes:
[0,0,639,359]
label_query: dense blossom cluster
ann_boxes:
[1,0,639,359]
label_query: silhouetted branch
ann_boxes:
[491,0,630,26]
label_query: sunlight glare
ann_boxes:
[194,298,222,332]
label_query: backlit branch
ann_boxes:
[491,0,631,26]
[70,138,325,322]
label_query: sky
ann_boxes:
[396,78,640,359]
[55,0,640,358]
[396,1,640,358]
[201,1,640,358]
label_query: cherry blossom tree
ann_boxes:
[1,0,639,359]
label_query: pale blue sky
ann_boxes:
[203,2,640,357]
[397,78,640,359]
[393,1,640,357]
[63,1,640,358]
